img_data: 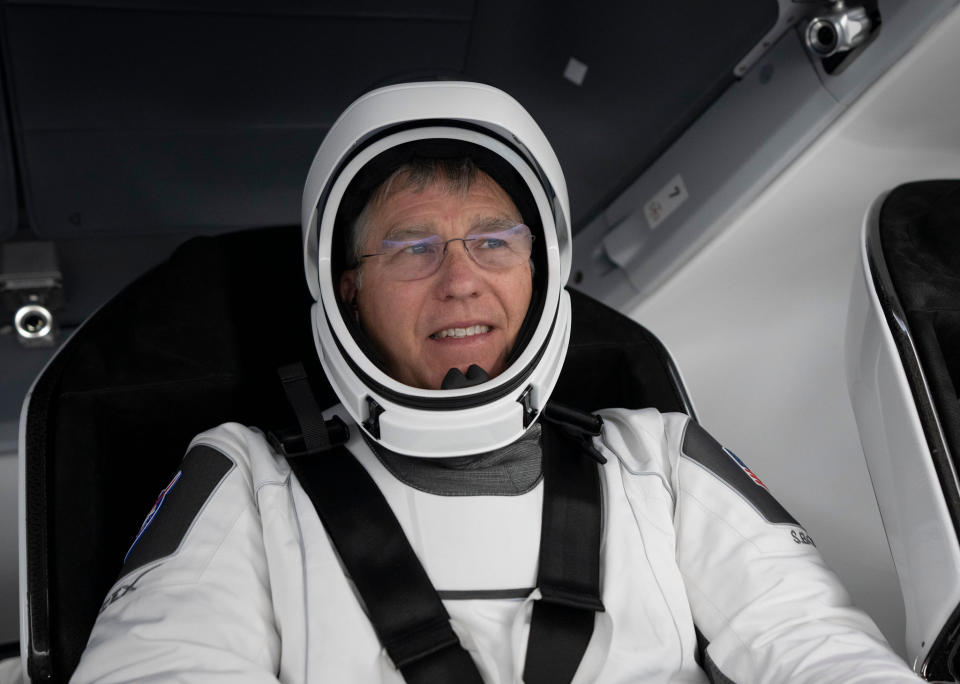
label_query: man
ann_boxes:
[337,157,533,391]
[71,82,921,682]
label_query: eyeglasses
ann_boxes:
[359,223,534,281]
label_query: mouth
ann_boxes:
[429,324,491,340]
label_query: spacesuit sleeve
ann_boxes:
[667,415,921,683]
[70,434,281,683]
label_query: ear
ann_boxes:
[339,269,359,306]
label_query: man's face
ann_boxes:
[339,172,533,390]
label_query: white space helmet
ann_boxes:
[302,81,572,458]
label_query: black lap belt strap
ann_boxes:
[523,419,605,684]
[278,365,483,683]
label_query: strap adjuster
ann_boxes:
[274,363,349,456]
[383,616,461,669]
[539,584,605,613]
[267,418,349,459]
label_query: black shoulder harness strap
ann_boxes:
[525,411,606,684]
[276,364,604,683]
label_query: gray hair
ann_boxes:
[347,157,480,267]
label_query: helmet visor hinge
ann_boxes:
[364,396,385,438]
[518,385,537,428]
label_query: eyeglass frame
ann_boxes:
[356,223,535,281]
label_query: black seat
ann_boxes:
[20,225,695,682]
[875,181,960,482]
[847,180,960,680]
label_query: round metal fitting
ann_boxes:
[15,303,53,339]
[806,18,841,56]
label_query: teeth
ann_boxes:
[432,325,490,339]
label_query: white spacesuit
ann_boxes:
[71,82,920,683]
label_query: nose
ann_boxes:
[434,240,483,299]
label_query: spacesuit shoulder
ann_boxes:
[594,407,705,490]
[72,422,284,682]
[187,421,292,491]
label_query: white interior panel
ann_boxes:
[626,5,960,659]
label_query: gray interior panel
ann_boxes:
[0,67,16,240]
[4,1,472,238]
[572,0,959,309]
[22,129,320,237]
[1,0,778,240]
[0,441,17,645]
[465,1,777,227]
[571,26,837,306]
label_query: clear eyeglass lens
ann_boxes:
[370,224,533,281]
